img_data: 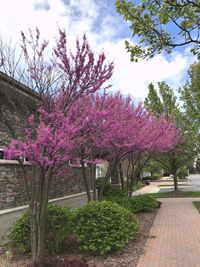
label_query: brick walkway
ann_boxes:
[137,198,200,267]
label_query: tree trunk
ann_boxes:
[129,173,136,197]
[81,159,91,201]
[126,156,131,195]
[129,179,133,196]
[98,165,110,200]
[29,167,52,263]
[30,202,38,262]
[118,161,124,190]
[30,166,38,262]
[36,217,45,262]
[30,207,47,263]
[173,170,178,192]
[128,161,136,196]
[110,161,119,184]
[91,163,97,200]
[171,155,178,192]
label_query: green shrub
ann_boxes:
[96,177,110,186]
[9,211,30,253]
[107,194,158,213]
[142,173,160,180]
[131,194,158,212]
[9,204,72,254]
[72,201,139,255]
[178,168,188,179]
[132,182,143,191]
[103,185,127,198]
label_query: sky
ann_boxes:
[0,0,196,101]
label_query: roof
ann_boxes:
[0,71,40,109]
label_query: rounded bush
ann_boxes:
[72,200,139,255]
[131,194,158,212]
[110,194,158,213]
[103,186,127,198]
[9,204,72,254]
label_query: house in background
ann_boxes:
[0,71,39,147]
[96,162,109,179]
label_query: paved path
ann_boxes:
[137,198,200,267]
[132,178,190,196]
[189,174,200,186]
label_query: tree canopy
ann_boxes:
[144,81,198,190]
[180,61,200,124]
[116,0,200,61]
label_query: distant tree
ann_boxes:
[195,157,200,173]
[180,61,200,125]
[143,159,162,177]
[116,0,200,61]
[145,81,197,191]
[180,61,200,168]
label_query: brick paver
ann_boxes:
[137,198,200,267]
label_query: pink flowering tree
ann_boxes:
[4,28,113,263]
[20,28,113,111]
[124,115,179,195]
[68,92,178,198]
[67,93,121,201]
[88,92,178,196]
[5,106,79,261]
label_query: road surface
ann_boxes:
[189,174,200,186]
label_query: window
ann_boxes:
[0,149,4,159]
[96,164,102,178]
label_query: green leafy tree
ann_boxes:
[145,81,197,191]
[143,159,162,177]
[180,62,200,124]
[180,61,200,166]
[116,0,200,61]
[195,157,200,173]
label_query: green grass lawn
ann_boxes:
[158,184,189,187]
[148,191,200,198]
[193,201,200,212]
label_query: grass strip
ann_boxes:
[148,191,200,198]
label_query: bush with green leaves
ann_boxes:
[103,185,127,198]
[9,204,72,254]
[96,177,110,186]
[72,200,139,255]
[178,168,188,179]
[107,194,158,213]
[142,173,160,180]
[131,194,158,212]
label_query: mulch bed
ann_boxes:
[5,209,158,267]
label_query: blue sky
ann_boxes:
[0,0,196,100]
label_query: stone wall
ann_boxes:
[0,191,93,244]
[0,160,91,211]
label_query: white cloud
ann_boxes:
[0,0,196,100]
[99,39,195,100]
